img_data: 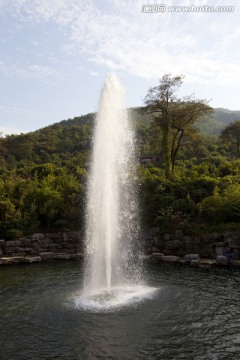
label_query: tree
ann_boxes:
[220,120,240,158]
[141,74,213,178]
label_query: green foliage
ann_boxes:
[0,101,240,238]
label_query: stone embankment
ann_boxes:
[142,229,240,269]
[0,232,83,265]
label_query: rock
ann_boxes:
[22,247,35,253]
[152,245,161,253]
[48,243,61,250]
[216,255,229,265]
[175,229,183,240]
[164,234,171,241]
[39,252,54,260]
[190,259,200,268]
[152,252,165,260]
[20,238,32,247]
[54,253,76,260]
[0,249,2,256]
[4,247,15,253]
[179,259,188,265]
[0,239,5,248]
[31,233,44,241]
[76,253,84,258]
[230,260,240,267]
[14,240,21,246]
[199,259,216,267]
[5,241,15,247]
[185,254,200,261]
[183,236,193,244]
[24,256,42,263]
[0,256,25,265]
[162,255,180,263]
[166,239,183,248]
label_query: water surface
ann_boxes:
[1,260,240,359]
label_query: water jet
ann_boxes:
[80,74,151,309]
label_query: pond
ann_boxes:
[1,260,240,359]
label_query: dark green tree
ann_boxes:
[220,120,240,158]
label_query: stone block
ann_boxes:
[23,247,36,255]
[183,236,193,244]
[175,229,183,240]
[152,252,165,260]
[61,248,75,254]
[166,239,183,248]
[5,241,15,247]
[32,242,39,250]
[54,253,76,260]
[0,249,2,256]
[179,259,188,265]
[164,234,171,241]
[199,259,216,267]
[24,256,42,263]
[4,246,15,253]
[39,252,54,260]
[39,247,48,252]
[162,255,180,263]
[20,239,32,247]
[14,240,21,246]
[0,256,25,265]
[0,239,5,248]
[185,254,200,261]
[230,260,240,267]
[31,233,44,241]
[190,259,200,268]
[46,233,61,239]
[216,255,229,265]
[48,243,61,250]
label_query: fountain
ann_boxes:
[76,74,154,310]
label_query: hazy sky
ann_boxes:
[0,0,239,135]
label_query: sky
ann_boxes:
[0,0,240,136]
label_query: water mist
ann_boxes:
[77,74,155,310]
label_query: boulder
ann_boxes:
[54,253,76,260]
[0,256,25,265]
[5,241,15,247]
[199,259,216,267]
[152,252,165,260]
[175,229,183,240]
[185,254,200,261]
[20,239,32,247]
[230,260,240,267]
[162,255,180,263]
[0,239,5,247]
[216,255,229,265]
[179,259,188,265]
[39,252,54,260]
[190,259,200,268]
[24,256,42,263]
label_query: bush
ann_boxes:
[5,228,23,240]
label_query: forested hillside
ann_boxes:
[0,99,240,240]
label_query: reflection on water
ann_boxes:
[1,260,240,359]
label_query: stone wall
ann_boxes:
[0,232,82,265]
[143,228,240,260]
